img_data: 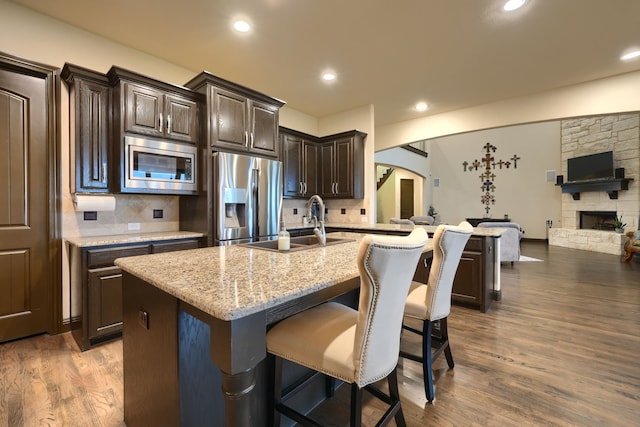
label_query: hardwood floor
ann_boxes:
[1,241,639,426]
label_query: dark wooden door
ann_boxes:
[212,87,248,150]
[282,133,303,197]
[333,137,354,198]
[249,99,279,157]
[400,178,414,219]
[0,55,57,342]
[303,141,318,196]
[165,93,198,143]
[124,82,163,137]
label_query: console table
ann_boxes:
[466,218,510,227]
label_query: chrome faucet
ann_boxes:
[306,194,326,246]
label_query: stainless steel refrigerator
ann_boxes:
[212,152,282,245]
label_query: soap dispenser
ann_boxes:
[278,220,290,251]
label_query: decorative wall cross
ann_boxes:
[462,143,522,216]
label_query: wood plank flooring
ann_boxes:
[1,241,639,426]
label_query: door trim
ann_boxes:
[1,51,62,335]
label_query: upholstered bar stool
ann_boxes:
[267,228,428,427]
[400,221,472,402]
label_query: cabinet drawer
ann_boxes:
[464,236,483,252]
[151,239,199,253]
[87,244,150,268]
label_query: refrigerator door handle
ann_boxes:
[251,168,260,237]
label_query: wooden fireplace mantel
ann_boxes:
[556,178,634,200]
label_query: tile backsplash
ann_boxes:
[282,198,370,227]
[62,193,180,238]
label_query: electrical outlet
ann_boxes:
[341,208,346,214]
[128,222,141,231]
[361,216,368,223]
[360,208,366,215]
[153,209,163,219]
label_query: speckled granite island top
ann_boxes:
[291,222,506,237]
[115,231,433,322]
[65,230,203,247]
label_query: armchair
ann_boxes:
[477,222,523,265]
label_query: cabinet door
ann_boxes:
[212,87,248,150]
[75,78,110,191]
[249,100,279,157]
[124,82,163,137]
[303,141,318,196]
[319,143,335,196]
[165,94,198,143]
[412,252,432,284]
[332,137,354,198]
[282,133,303,197]
[451,250,483,306]
[87,266,123,339]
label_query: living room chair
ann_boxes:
[477,221,523,265]
[390,217,415,225]
[410,215,435,225]
[400,221,473,403]
[266,228,428,427]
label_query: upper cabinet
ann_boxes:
[122,82,198,144]
[108,67,200,145]
[62,64,112,193]
[185,72,285,158]
[281,128,366,199]
[320,131,366,199]
[281,127,319,198]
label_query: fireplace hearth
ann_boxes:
[579,211,617,230]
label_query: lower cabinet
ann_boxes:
[69,237,200,350]
[410,234,495,313]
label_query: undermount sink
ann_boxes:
[241,236,354,252]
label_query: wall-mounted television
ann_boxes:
[567,151,614,182]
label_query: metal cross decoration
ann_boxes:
[462,142,522,216]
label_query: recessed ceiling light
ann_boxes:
[621,50,640,61]
[503,0,526,11]
[233,20,251,33]
[322,72,336,82]
[415,102,428,112]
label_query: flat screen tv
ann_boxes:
[567,151,614,182]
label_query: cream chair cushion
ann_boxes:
[267,228,428,388]
[405,221,473,322]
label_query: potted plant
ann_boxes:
[614,215,626,233]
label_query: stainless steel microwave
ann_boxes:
[124,135,197,193]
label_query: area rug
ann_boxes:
[518,255,544,262]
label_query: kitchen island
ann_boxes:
[116,231,432,426]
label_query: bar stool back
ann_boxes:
[400,221,473,402]
[267,228,429,426]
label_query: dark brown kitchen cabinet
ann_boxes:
[320,131,366,199]
[68,237,200,350]
[87,266,123,340]
[402,231,495,313]
[122,81,198,144]
[450,236,494,312]
[185,71,284,158]
[62,63,112,193]
[281,127,319,198]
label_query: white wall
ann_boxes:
[429,121,562,238]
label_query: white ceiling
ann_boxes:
[11,0,640,126]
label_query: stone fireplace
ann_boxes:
[548,113,639,255]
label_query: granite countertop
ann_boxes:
[289,222,506,237]
[115,231,433,322]
[65,231,204,247]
